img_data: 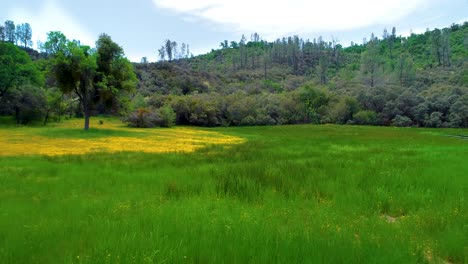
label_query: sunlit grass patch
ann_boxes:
[0,118,244,156]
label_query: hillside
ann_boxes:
[133,22,468,127]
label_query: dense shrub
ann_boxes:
[159,105,176,127]
[353,110,379,125]
[124,106,176,128]
[392,115,413,127]
[329,97,359,124]
[240,115,256,126]
[4,85,47,124]
[124,108,161,128]
[426,112,444,128]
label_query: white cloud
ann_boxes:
[8,0,95,48]
[154,0,426,37]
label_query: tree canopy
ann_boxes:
[0,42,43,99]
[47,33,137,130]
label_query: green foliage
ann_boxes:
[0,42,46,123]
[130,93,148,111]
[353,110,379,125]
[360,39,382,87]
[124,106,175,128]
[329,96,360,124]
[47,32,136,130]
[392,115,413,127]
[124,108,160,128]
[262,79,283,93]
[40,31,67,55]
[43,87,65,124]
[297,85,329,123]
[15,23,32,48]
[3,20,16,43]
[0,42,44,98]
[135,62,218,96]
[131,22,468,128]
[426,112,444,128]
[0,25,4,42]
[8,84,47,124]
[448,95,468,127]
[52,41,97,94]
[240,115,256,126]
[158,105,176,127]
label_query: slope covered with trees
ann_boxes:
[133,22,468,128]
[0,19,467,128]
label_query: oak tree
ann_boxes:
[47,33,136,130]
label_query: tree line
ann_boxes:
[0,20,33,48]
[125,81,467,128]
[157,39,191,62]
[1,19,467,129]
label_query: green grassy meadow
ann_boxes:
[0,120,467,263]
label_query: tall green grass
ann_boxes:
[0,124,466,263]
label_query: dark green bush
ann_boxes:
[159,105,176,127]
[392,115,413,127]
[353,110,379,125]
[124,108,161,128]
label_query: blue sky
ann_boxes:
[1,0,467,62]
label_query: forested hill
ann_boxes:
[133,22,467,128]
[0,20,467,128]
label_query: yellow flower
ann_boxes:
[0,119,244,156]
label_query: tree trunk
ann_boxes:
[84,112,90,130]
[43,109,50,126]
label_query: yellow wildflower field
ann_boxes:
[0,118,244,156]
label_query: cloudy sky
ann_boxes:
[1,0,467,62]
